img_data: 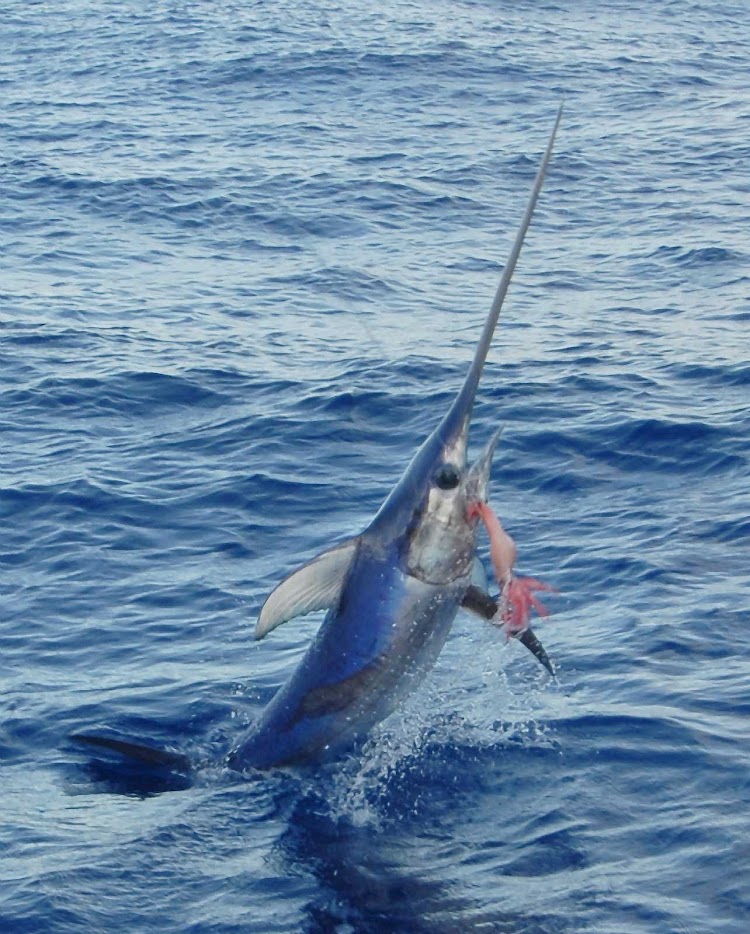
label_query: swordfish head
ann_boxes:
[366,369,503,586]
[366,107,562,586]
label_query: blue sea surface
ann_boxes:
[2,1,749,931]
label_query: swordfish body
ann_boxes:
[229,109,562,771]
[71,111,561,777]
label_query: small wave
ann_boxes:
[670,361,750,387]
[2,370,228,418]
[648,244,742,266]
[692,514,750,545]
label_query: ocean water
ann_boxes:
[2,0,749,931]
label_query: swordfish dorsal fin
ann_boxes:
[438,104,563,443]
[255,538,360,640]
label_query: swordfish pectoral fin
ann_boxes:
[462,584,501,620]
[255,537,360,640]
[461,585,556,676]
[517,628,556,678]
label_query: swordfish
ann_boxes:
[229,109,562,769]
[72,110,561,776]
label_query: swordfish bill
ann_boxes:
[233,108,563,770]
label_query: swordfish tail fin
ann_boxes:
[70,732,192,772]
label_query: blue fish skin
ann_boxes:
[231,540,471,770]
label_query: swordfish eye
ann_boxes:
[434,464,461,490]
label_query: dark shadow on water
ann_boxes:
[63,732,194,798]
[72,755,193,798]
[276,755,567,934]
[62,725,572,931]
